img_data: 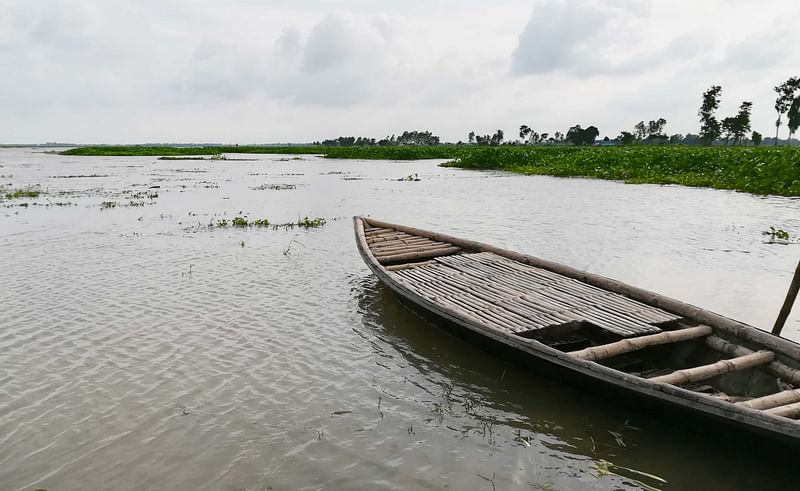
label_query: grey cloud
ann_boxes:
[719,30,794,71]
[511,0,607,75]
[300,11,388,73]
[511,0,697,78]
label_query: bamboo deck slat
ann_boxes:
[390,252,674,337]
[376,246,462,264]
[385,260,437,271]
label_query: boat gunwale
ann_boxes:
[353,216,800,440]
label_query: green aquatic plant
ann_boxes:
[297,216,325,228]
[396,173,421,181]
[4,188,41,200]
[100,201,117,209]
[232,216,249,227]
[762,226,791,243]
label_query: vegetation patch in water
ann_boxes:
[4,188,41,200]
[396,173,421,181]
[50,174,109,178]
[250,183,297,191]
[213,216,325,230]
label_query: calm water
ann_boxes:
[1,147,799,490]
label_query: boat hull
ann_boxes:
[354,216,800,449]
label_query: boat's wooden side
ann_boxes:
[353,216,800,446]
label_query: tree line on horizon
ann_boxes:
[315,76,800,148]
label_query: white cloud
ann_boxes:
[0,0,798,143]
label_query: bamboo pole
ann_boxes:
[706,335,800,386]
[364,228,395,236]
[649,351,774,386]
[773,259,800,336]
[372,241,447,254]
[374,244,458,259]
[736,389,800,410]
[570,325,712,361]
[765,401,800,419]
[372,238,438,250]
[377,246,461,264]
[385,260,436,271]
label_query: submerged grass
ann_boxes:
[62,145,800,196]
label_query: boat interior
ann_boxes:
[360,219,800,421]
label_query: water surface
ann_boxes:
[1,148,799,490]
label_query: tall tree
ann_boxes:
[468,131,475,144]
[774,77,799,145]
[566,125,584,145]
[519,125,531,142]
[699,85,723,145]
[752,131,763,146]
[669,134,684,144]
[732,101,753,145]
[634,121,648,140]
[619,131,636,145]
[647,118,667,139]
[583,126,599,145]
[490,129,504,146]
[566,125,599,146]
[788,97,800,142]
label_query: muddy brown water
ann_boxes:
[1,147,799,490]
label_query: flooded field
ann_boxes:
[1,147,799,490]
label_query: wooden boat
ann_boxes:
[354,216,800,446]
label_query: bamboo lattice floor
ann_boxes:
[391,252,681,338]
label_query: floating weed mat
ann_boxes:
[100,200,158,209]
[250,183,298,191]
[208,216,326,230]
[2,201,75,208]
[762,226,798,244]
[2,188,41,200]
[159,153,228,161]
[396,173,421,181]
[49,174,109,178]
[123,190,159,200]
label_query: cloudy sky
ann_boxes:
[1,0,798,143]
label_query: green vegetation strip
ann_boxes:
[442,146,800,196]
[62,145,458,159]
[62,145,800,196]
